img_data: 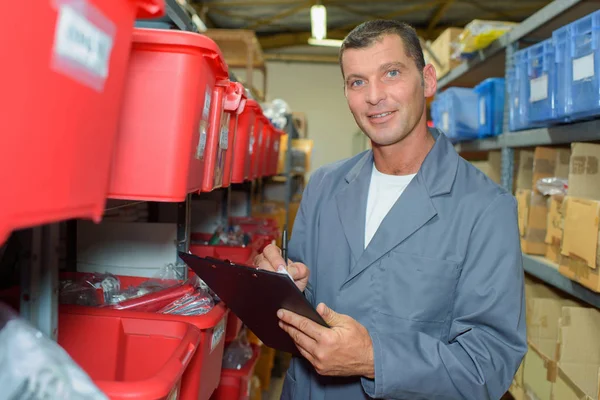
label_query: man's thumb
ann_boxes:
[317,303,338,325]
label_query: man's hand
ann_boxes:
[278,303,375,379]
[254,244,310,292]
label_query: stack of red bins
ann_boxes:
[108,28,228,202]
[0,271,229,400]
[0,0,164,246]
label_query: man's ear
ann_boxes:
[422,64,438,98]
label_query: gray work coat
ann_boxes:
[281,129,527,400]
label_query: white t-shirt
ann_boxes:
[365,165,416,249]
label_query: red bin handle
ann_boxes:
[133,0,166,19]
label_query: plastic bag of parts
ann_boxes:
[222,330,254,370]
[158,286,215,316]
[452,20,517,59]
[59,272,120,307]
[206,223,251,247]
[0,302,108,400]
[262,98,291,130]
[536,177,568,196]
[108,264,198,312]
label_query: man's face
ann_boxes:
[341,34,435,147]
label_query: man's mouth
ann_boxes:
[368,111,396,119]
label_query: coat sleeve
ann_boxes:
[361,193,527,400]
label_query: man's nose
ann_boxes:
[366,80,386,105]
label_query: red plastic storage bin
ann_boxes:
[223,86,247,187]
[0,0,164,245]
[62,301,228,400]
[266,128,283,176]
[210,345,261,400]
[59,310,200,400]
[108,29,228,202]
[201,81,246,192]
[231,100,260,183]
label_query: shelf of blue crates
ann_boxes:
[438,0,600,90]
[522,254,600,309]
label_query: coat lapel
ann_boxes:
[341,129,459,287]
[335,152,373,263]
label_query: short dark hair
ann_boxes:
[339,20,425,76]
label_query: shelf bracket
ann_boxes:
[20,225,59,340]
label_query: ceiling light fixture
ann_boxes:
[308,38,343,47]
[310,4,327,40]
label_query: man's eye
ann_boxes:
[387,70,400,78]
[351,80,364,88]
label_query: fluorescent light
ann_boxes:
[311,5,327,40]
[308,38,343,47]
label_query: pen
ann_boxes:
[281,224,288,263]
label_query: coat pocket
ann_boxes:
[280,363,297,400]
[376,252,460,324]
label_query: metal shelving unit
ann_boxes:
[441,0,600,307]
[522,254,600,308]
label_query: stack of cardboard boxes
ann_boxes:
[510,276,600,400]
[511,142,600,400]
[516,143,600,294]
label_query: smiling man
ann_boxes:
[254,20,526,400]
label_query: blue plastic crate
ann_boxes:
[508,48,531,131]
[527,39,558,123]
[474,78,505,137]
[553,25,572,120]
[568,9,600,120]
[434,88,478,142]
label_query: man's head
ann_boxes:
[340,20,437,147]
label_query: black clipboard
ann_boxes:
[178,252,328,356]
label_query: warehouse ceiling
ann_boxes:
[191,0,551,61]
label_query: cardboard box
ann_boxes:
[556,306,600,399]
[568,143,600,201]
[424,27,463,79]
[545,195,565,263]
[559,197,600,292]
[516,150,535,191]
[488,150,502,184]
[532,147,571,194]
[520,191,550,255]
[509,383,526,400]
[523,347,555,400]
[561,197,600,269]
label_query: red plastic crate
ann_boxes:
[231,100,260,183]
[210,345,261,400]
[62,301,228,400]
[250,110,265,180]
[201,81,245,192]
[0,0,164,245]
[58,310,201,400]
[108,28,228,202]
[223,86,247,187]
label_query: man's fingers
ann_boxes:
[263,244,287,270]
[289,262,309,280]
[279,320,317,356]
[278,309,324,341]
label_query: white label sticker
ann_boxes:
[249,128,255,155]
[219,126,229,150]
[53,4,114,91]
[442,112,449,131]
[479,97,486,126]
[196,120,208,159]
[573,53,595,81]
[258,131,264,146]
[203,88,212,120]
[530,74,549,102]
[210,318,226,352]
